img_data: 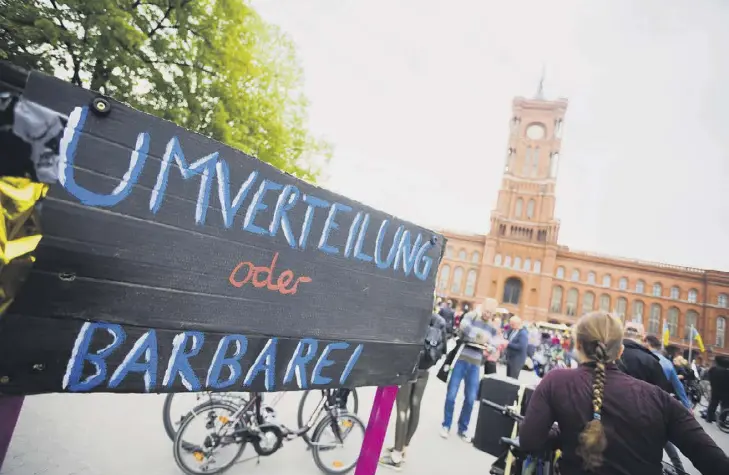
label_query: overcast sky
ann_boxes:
[253,0,729,271]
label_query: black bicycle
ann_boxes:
[163,388,359,445]
[297,388,359,448]
[173,390,365,475]
[684,379,709,408]
[718,408,729,434]
[482,399,686,475]
[481,399,560,475]
[163,392,252,442]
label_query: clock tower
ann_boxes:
[476,88,568,320]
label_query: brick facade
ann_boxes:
[436,95,729,357]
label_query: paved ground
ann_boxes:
[2,364,728,475]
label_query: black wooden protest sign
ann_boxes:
[0,68,444,395]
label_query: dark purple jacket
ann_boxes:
[519,364,729,475]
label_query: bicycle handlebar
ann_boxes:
[481,399,524,422]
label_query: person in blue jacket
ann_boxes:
[645,335,692,408]
[504,315,529,379]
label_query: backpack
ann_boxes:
[423,313,446,366]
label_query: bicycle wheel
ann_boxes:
[699,380,711,407]
[718,409,729,434]
[310,412,366,474]
[298,389,360,447]
[164,392,250,442]
[172,401,246,475]
[164,392,214,442]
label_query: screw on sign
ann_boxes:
[91,96,111,116]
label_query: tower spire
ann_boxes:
[535,64,546,100]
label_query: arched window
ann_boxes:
[688,289,698,304]
[718,294,728,308]
[524,258,532,272]
[648,304,662,335]
[571,269,580,282]
[670,286,680,300]
[514,257,522,270]
[618,277,628,291]
[451,267,464,294]
[494,254,502,266]
[582,291,595,314]
[602,274,612,288]
[438,265,451,291]
[534,260,542,273]
[636,280,645,294]
[685,310,699,339]
[667,307,679,337]
[526,199,535,219]
[587,272,596,285]
[515,198,523,218]
[458,249,467,261]
[504,256,512,268]
[653,283,663,297]
[599,294,611,312]
[550,286,563,313]
[523,147,532,176]
[445,246,454,258]
[632,300,644,324]
[503,277,523,304]
[717,317,726,348]
[556,266,565,279]
[549,152,559,177]
[566,289,579,316]
[615,297,628,320]
[471,251,481,264]
[464,270,477,297]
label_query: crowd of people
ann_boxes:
[377,295,729,474]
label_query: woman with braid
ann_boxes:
[519,312,729,475]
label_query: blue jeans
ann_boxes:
[442,359,480,434]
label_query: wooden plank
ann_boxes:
[0,314,421,395]
[0,69,445,394]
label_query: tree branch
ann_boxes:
[148,3,174,37]
[49,0,82,85]
[147,58,216,76]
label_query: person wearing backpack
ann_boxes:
[379,311,447,470]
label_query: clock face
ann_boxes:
[526,123,545,140]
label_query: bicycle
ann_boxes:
[298,388,359,448]
[718,408,729,434]
[162,391,252,442]
[482,399,684,475]
[481,399,560,475]
[684,379,709,409]
[172,390,366,475]
[699,379,711,407]
[662,461,689,475]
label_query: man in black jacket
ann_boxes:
[619,321,684,472]
[706,355,729,423]
[438,300,456,339]
[619,322,673,394]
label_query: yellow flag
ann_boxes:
[662,322,670,347]
[691,327,706,353]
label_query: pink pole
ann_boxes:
[0,396,24,471]
[354,385,398,475]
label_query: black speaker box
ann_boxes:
[472,374,535,456]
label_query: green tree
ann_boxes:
[0,0,329,181]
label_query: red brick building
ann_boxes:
[436,92,728,357]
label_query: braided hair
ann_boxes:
[574,312,623,471]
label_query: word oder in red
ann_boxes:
[228,253,312,295]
